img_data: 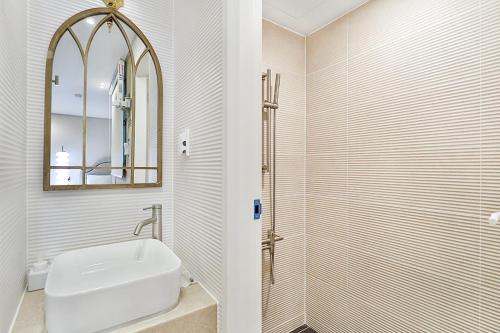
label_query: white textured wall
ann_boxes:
[0,0,27,330]
[173,2,263,331]
[173,0,224,310]
[26,0,174,263]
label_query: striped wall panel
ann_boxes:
[0,0,27,331]
[479,0,500,331]
[306,0,500,331]
[26,0,174,263]
[173,0,225,324]
[262,20,306,333]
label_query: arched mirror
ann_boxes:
[43,4,162,190]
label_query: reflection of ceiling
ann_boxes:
[263,0,369,35]
[51,16,143,119]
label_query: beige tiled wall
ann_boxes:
[306,0,500,332]
[262,20,306,333]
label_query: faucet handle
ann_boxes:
[143,204,162,211]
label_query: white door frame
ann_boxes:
[222,0,262,332]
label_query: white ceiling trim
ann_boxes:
[263,0,370,36]
[262,18,305,37]
[308,0,370,35]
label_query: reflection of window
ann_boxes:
[55,150,70,185]
[45,10,162,190]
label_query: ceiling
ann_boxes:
[263,0,369,35]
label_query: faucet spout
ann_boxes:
[133,217,156,236]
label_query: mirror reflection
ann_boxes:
[86,18,129,185]
[50,30,83,186]
[46,14,161,189]
[134,52,158,184]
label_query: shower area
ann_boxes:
[261,19,307,332]
[260,0,500,332]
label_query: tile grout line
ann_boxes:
[305,4,479,77]
[346,10,351,333]
[306,233,482,292]
[478,0,482,331]
[303,30,308,327]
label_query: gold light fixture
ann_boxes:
[102,0,124,10]
[106,18,114,32]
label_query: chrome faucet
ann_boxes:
[133,204,162,241]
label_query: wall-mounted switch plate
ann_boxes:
[179,128,190,156]
[254,199,262,220]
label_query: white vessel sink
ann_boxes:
[45,239,182,333]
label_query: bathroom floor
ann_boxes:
[290,325,317,333]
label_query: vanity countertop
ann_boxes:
[12,283,217,333]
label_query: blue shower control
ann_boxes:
[254,199,262,220]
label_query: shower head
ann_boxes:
[273,73,280,106]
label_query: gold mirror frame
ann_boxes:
[43,7,163,191]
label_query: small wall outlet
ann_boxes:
[178,128,190,157]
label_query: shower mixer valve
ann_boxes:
[262,229,284,285]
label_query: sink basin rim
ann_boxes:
[45,239,182,298]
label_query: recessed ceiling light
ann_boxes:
[99,82,107,89]
[86,18,95,25]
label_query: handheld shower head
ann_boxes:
[273,73,281,106]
